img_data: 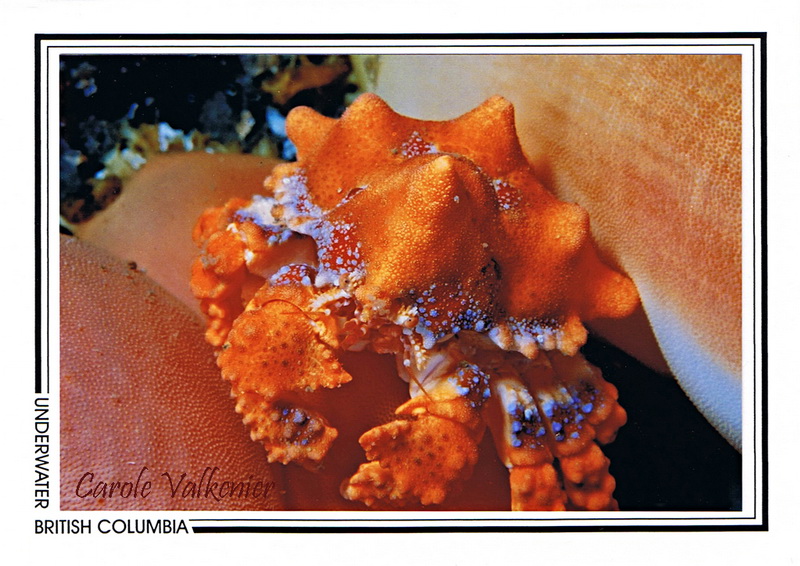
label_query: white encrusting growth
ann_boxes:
[310,287,351,311]
[492,178,523,211]
[236,169,368,292]
[269,264,316,288]
[487,318,565,357]
[236,195,278,228]
[399,131,438,158]
[494,378,548,452]
[308,219,366,290]
[409,283,494,351]
[534,380,598,442]
[157,122,193,152]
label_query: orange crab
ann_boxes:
[190,93,639,510]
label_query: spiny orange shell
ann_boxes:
[188,94,637,510]
[268,93,638,356]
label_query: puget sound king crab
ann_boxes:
[190,93,640,511]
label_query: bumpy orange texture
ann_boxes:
[60,236,283,510]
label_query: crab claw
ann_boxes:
[218,279,352,469]
[341,416,478,507]
[342,361,490,507]
[191,199,317,347]
[486,352,625,511]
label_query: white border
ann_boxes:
[40,36,762,531]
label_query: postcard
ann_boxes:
[22,30,771,561]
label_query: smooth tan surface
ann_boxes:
[74,153,280,310]
[60,236,284,510]
[370,55,742,446]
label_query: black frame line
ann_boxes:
[189,524,769,534]
[34,36,42,394]
[39,32,767,532]
[35,32,764,40]
[757,32,768,530]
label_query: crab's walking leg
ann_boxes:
[487,353,626,511]
[486,367,567,510]
[342,361,491,507]
[535,352,626,510]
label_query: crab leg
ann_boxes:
[486,353,626,510]
[341,360,491,507]
[486,367,567,510]
[533,352,626,510]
